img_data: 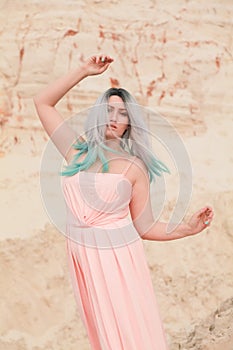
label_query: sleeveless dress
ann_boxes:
[62,162,168,350]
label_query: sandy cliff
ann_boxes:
[0,1,232,349]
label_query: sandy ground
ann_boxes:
[1,0,233,349]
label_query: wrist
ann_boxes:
[78,63,89,78]
[72,65,89,81]
[172,223,193,238]
[184,223,195,236]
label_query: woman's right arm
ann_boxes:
[33,54,114,162]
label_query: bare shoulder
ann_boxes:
[129,156,149,185]
[132,156,147,175]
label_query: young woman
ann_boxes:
[34,54,214,350]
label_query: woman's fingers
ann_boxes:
[193,206,214,225]
[201,206,214,226]
[96,55,101,64]
[96,55,114,64]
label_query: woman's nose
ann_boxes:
[110,110,118,122]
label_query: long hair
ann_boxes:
[61,88,169,182]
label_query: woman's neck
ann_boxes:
[104,139,123,152]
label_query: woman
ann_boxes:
[34,54,214,350]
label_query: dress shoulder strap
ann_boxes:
[122,156,137,176]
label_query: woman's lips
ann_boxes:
[108,124,117,130]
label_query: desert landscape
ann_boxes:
[0,0,233,349]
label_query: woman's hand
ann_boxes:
[187,206,214,236]
[82,55,114,77]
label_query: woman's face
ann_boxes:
[105,95,129,140]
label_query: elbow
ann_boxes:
[140,231,150,240]
[135,225,151,240]
[33,95,39,109]
[33,95,41,108]
[132,219,153,241]
[33,91,48,107]
[33,96,45,121]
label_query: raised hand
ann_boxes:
[187,206,214,236]
[82,55,114,77]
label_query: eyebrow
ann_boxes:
[108,104,127,112]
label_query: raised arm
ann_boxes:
[33,54,114,162]
[129,159,214,241]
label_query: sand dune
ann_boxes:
[0,0,233,349]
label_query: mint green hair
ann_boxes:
[61,88,169,182]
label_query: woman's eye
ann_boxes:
[120,112,128,117]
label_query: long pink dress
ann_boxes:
[62,167,168,350]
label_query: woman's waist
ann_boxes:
[67,216,132,229]
[66,218,140,248]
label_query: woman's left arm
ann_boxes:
[141,207,214,241]
[129,160,214,241]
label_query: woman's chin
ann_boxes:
[105,131,120,140]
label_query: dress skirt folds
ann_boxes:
[62,171,168,350]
